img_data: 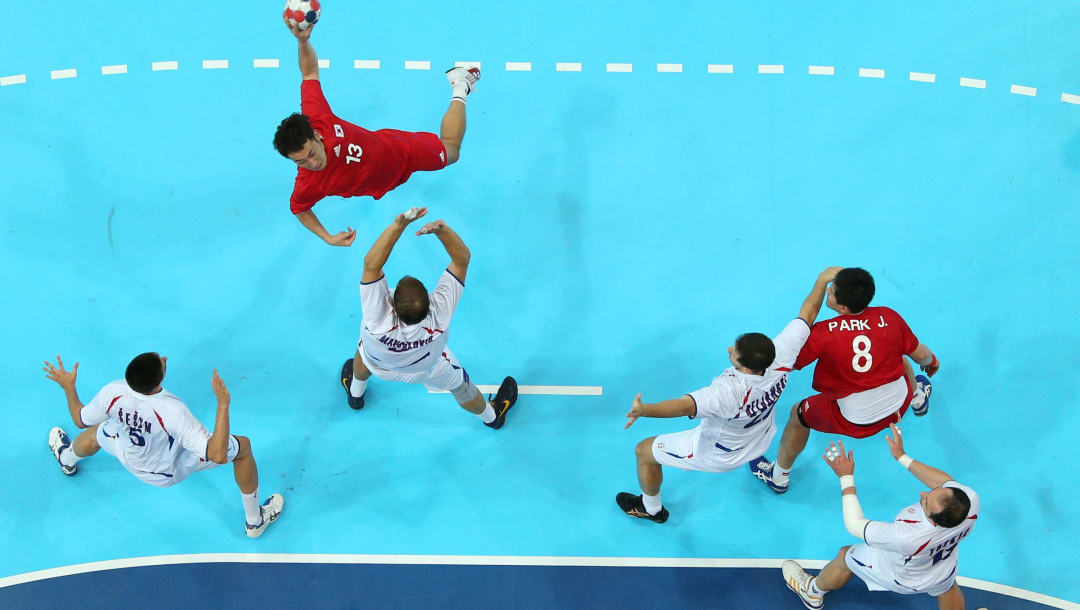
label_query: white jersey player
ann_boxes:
[43,353,284,538]
[340,208,519,429]
[782,424,977,610]
[616,267,842,523]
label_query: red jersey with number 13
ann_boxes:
[794,306,919,397]
[289,80,411,214]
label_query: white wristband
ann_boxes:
[839,474,855,491]
[898,454,914,469]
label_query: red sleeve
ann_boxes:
[890,309,919,355]
[301,79,332,118]
[793,323,823,370]
[290,181,322,214]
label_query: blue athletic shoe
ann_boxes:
[912,375,932,417]
[748,456,788,494]
[485,376,518,430]
[48,426,77,475]
[341,358,365,410]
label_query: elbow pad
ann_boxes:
[842,493,869,540]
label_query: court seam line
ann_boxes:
[0,553,1074,608]
[427,384,602,396]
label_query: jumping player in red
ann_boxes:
[750,267,940,493]
[275,16,480,246]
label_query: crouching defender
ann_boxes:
[44,353,284,538]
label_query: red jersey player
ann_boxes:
[749,267,940,494]
[274,16,480,246]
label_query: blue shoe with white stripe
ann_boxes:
[48,426,77,476]
[748,456,788,494]
[912,375,932,417]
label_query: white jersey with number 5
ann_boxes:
[80,380,213,484]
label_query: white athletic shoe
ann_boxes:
[48,426,77,476]
[245,493,285,539]
[445,66,481,94]
[782,560,824,609]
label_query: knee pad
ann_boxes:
[451,380,479,403]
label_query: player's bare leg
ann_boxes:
[72,426,102,457]
[615,436,669,523]
[455,384,486,415]
[777,402,811,472]
[233,435,285,538]
[814,546,855,591]
[440,102,466,165]
[352,350,372,382]
[232,435,258,495]
[936,583,966,610]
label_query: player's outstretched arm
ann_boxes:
[624,393,695,428]
[907,343,940,377]
[43,355,88,428]
[283,14,319,80]
[416,219,470,282]
[823,440,871,541]
[296,209,356,247]
[206,370,232,464]
[798,266,843,325]
[885,423,951,489]
[362,208,429,283]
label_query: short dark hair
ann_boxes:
[394,276,430,325]
[273,113,316,157]
[126,352,164,394]
[735,333,776,374]
[833,267,875,313]
[930,487,972,528]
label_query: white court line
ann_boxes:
[51,69,78,80]
[909,71,935,83]
[429,385,602,396]
[354,60,380,69]
[1063,92,1080,105]
[455,61,481,70]
[758,64,784,74]
[0,553,1074,607]
[505,62,532,72]
[657,63,683,73]
[556,62,582,72]
[960,77,986,89]
[202,59,229,69]
[859,67,885,78]
[0,74,27,86]
[808,65,834,75]
[404,60,430,70]
[707,64,734,74]
[1010,84,1037,97]
[152,61,178,71]
[318,59,330,69]
[606,63,633,73]
[253,59,280,69]
[101,64,127,75]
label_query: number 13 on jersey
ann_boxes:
[346,143,363,164]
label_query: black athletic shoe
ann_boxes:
[341,358,365,410]
[615,492,669,523]
[484,376,518,429]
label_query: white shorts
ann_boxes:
[651,429,759,473]
[359,345,468,392]
[97,422,240,488]
[846,544,957,597]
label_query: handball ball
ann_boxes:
[284,0,320,31]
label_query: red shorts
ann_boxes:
[797,378,913,438]
[376,130,448,188]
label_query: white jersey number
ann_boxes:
[852,335,873,373]
[345,143,363,165]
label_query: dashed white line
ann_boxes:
[353,60,380,69]
[758,64,784,74]
[0,74,27,86]
[707,64,734,74]
[606,63,633,73]
[1063,92,1080,106]
[960,77,986,89]
[454,61,481,70]
[101,64,127,75]
[556,62,582,72]
[404,60,430,70]
[429,385,603,396]
[909,71,935,83]
[202,60,229,70]
[505,62,532,72]
[1010,84,1036,97]
[808,65,835,75]
[318,59,330,69]
[657,63,683,73]
[152,61,178,71]
[253,59,280,69]
[859,67,885,78]
[51,69,78,80]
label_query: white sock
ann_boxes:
[241,489,262,526]
[808,577,825,597]
[910,386,926,408]
[642,492,663,515]
[451,83,469,104]
[350,376,367,398]
[774,463,791,484]
[479,402,496,424]
[59,445,83,468]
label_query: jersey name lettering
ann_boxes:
[115,406,152,435]
[827,319,871,332]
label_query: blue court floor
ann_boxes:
[2,1,1079,608]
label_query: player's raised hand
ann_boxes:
[625,393,647,429]
[885,423,906,460]
[416,219,447,236]
[396,207,428,226]
[818,266,844,284]
[326,227,357,247]
[43,355,79,390]
[211,369,230,404]
[282,13,314,40]
[822,440,855,477]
